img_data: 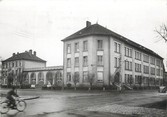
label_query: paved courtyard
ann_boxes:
[0,89,167,117]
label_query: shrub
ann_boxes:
[52,85,62,90]
[20,84,31,89]
[67,83,72,88]
[1,84,8,88]
[42,85,47,90]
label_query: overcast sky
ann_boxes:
[0,0,167,69]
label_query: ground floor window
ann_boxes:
[135,75,142,84]
[83,71,88,82]
[97,72,103,82]
[67,72,71,82]
[155,78,160,85]
[125,74,133,85]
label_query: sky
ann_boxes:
[0,0,167,70]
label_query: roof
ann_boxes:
[62,24,113,41]
[62,23,163,59]
[2,51,46,63]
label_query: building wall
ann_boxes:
[63,36,94,85]
[63,35,164,87]
[23,60,46,68]
[1,60,46,85]
[24,69,63,87]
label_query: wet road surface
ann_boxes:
[0,89,167,117]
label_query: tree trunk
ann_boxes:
[74,84,76,90]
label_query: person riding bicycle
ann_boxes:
[6,87,19,109]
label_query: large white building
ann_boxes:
[62,21,164,88]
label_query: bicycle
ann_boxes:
[0,97,27,114]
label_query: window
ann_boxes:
[83,71,88,82]
[135,63,141,72]
[67,72,71,82]
[143,54,149,63]
[83,56,88,67]
[75,42,79,53]
[115,57,121,68]
[125,60,132,71]
[151,67,155,75]
[3,63,6,69]
[135,51,141,60]
[97,72,103,82]
[19,61,21,66]
[143,77,146,84]
[12,62,14,67]
[97,40,103,50]
[143,65,149,74]
[150,57,155,65]
[67,44,71,54]
[125,74,133,84]
[97,56,103,66]
[135,75,142,84]
[114,42,121,53]
[74,72,79,82]
[156,68,160,76]
[83,41,88,51]
[125,47,132,57]
[156,59,160,67]
[145,77,149,84]
[8,62,10,68]
[67,58,71,68]
[75,57,79,67]
[161,70,163,76]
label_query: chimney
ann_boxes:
[13,53,15,56]
[29,49,32,54]
[86,21,91,27]
[17,52,19,55]
[34,51,36,56]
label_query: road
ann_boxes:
[0,89,167,117]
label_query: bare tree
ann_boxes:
[88,72,95,90]
[17,72,27,88]
[7,72,14,87]
[72,73,79,90]
[129,77,134,86]
[155,24,167,42]
[138,76,143,89]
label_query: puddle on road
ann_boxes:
[140,99,167,110]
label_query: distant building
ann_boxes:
[1,50,46,85]
[23,66,63,88]
[62,21,164,88]
[1,50,63,87]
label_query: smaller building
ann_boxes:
[1,50,46,85]
[23,66,63,88]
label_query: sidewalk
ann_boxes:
[83,92,167,117]
[85,104,166,117]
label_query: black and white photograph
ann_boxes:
[0,0,167,117]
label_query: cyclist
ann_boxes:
[6,87,19,109]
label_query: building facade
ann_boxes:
[23,66,63,88]
[62,21,164,88]
[1,50,46,85]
